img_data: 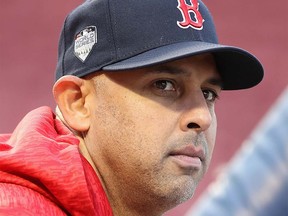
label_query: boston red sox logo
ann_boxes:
[177,0,205,30]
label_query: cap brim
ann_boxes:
[103,41,264,90]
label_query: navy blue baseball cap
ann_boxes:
[56,0,264,90]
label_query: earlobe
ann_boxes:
[53,75,91,132]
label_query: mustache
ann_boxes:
[172,133,207,146]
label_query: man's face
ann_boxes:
[84,54,222,212]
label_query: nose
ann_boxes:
[179,92,213,132]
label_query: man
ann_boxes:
[0,0,263,215]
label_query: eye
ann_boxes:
[153,80,176,91]
[202,89,219,102]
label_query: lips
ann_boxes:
[169,145,205,169]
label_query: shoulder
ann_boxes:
[0,183,67,216]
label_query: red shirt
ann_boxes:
[0,107,113,216]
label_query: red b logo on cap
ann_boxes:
[177,0,204,30]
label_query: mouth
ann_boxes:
[169,145,205,170]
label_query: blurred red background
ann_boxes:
[0,1,287,215]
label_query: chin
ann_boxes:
[159,177,197,209]
[156,190,195,215]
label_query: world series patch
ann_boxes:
[74,26,97,62]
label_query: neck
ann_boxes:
[78,137,169,216]
[109,198,165,216]
[102,176,169,216]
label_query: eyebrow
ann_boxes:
[147,65,224,89]
[206,77,223,89]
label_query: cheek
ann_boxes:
[205,111,217,161]
[90,94,172,168]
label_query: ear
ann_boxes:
[53,75,91,132]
